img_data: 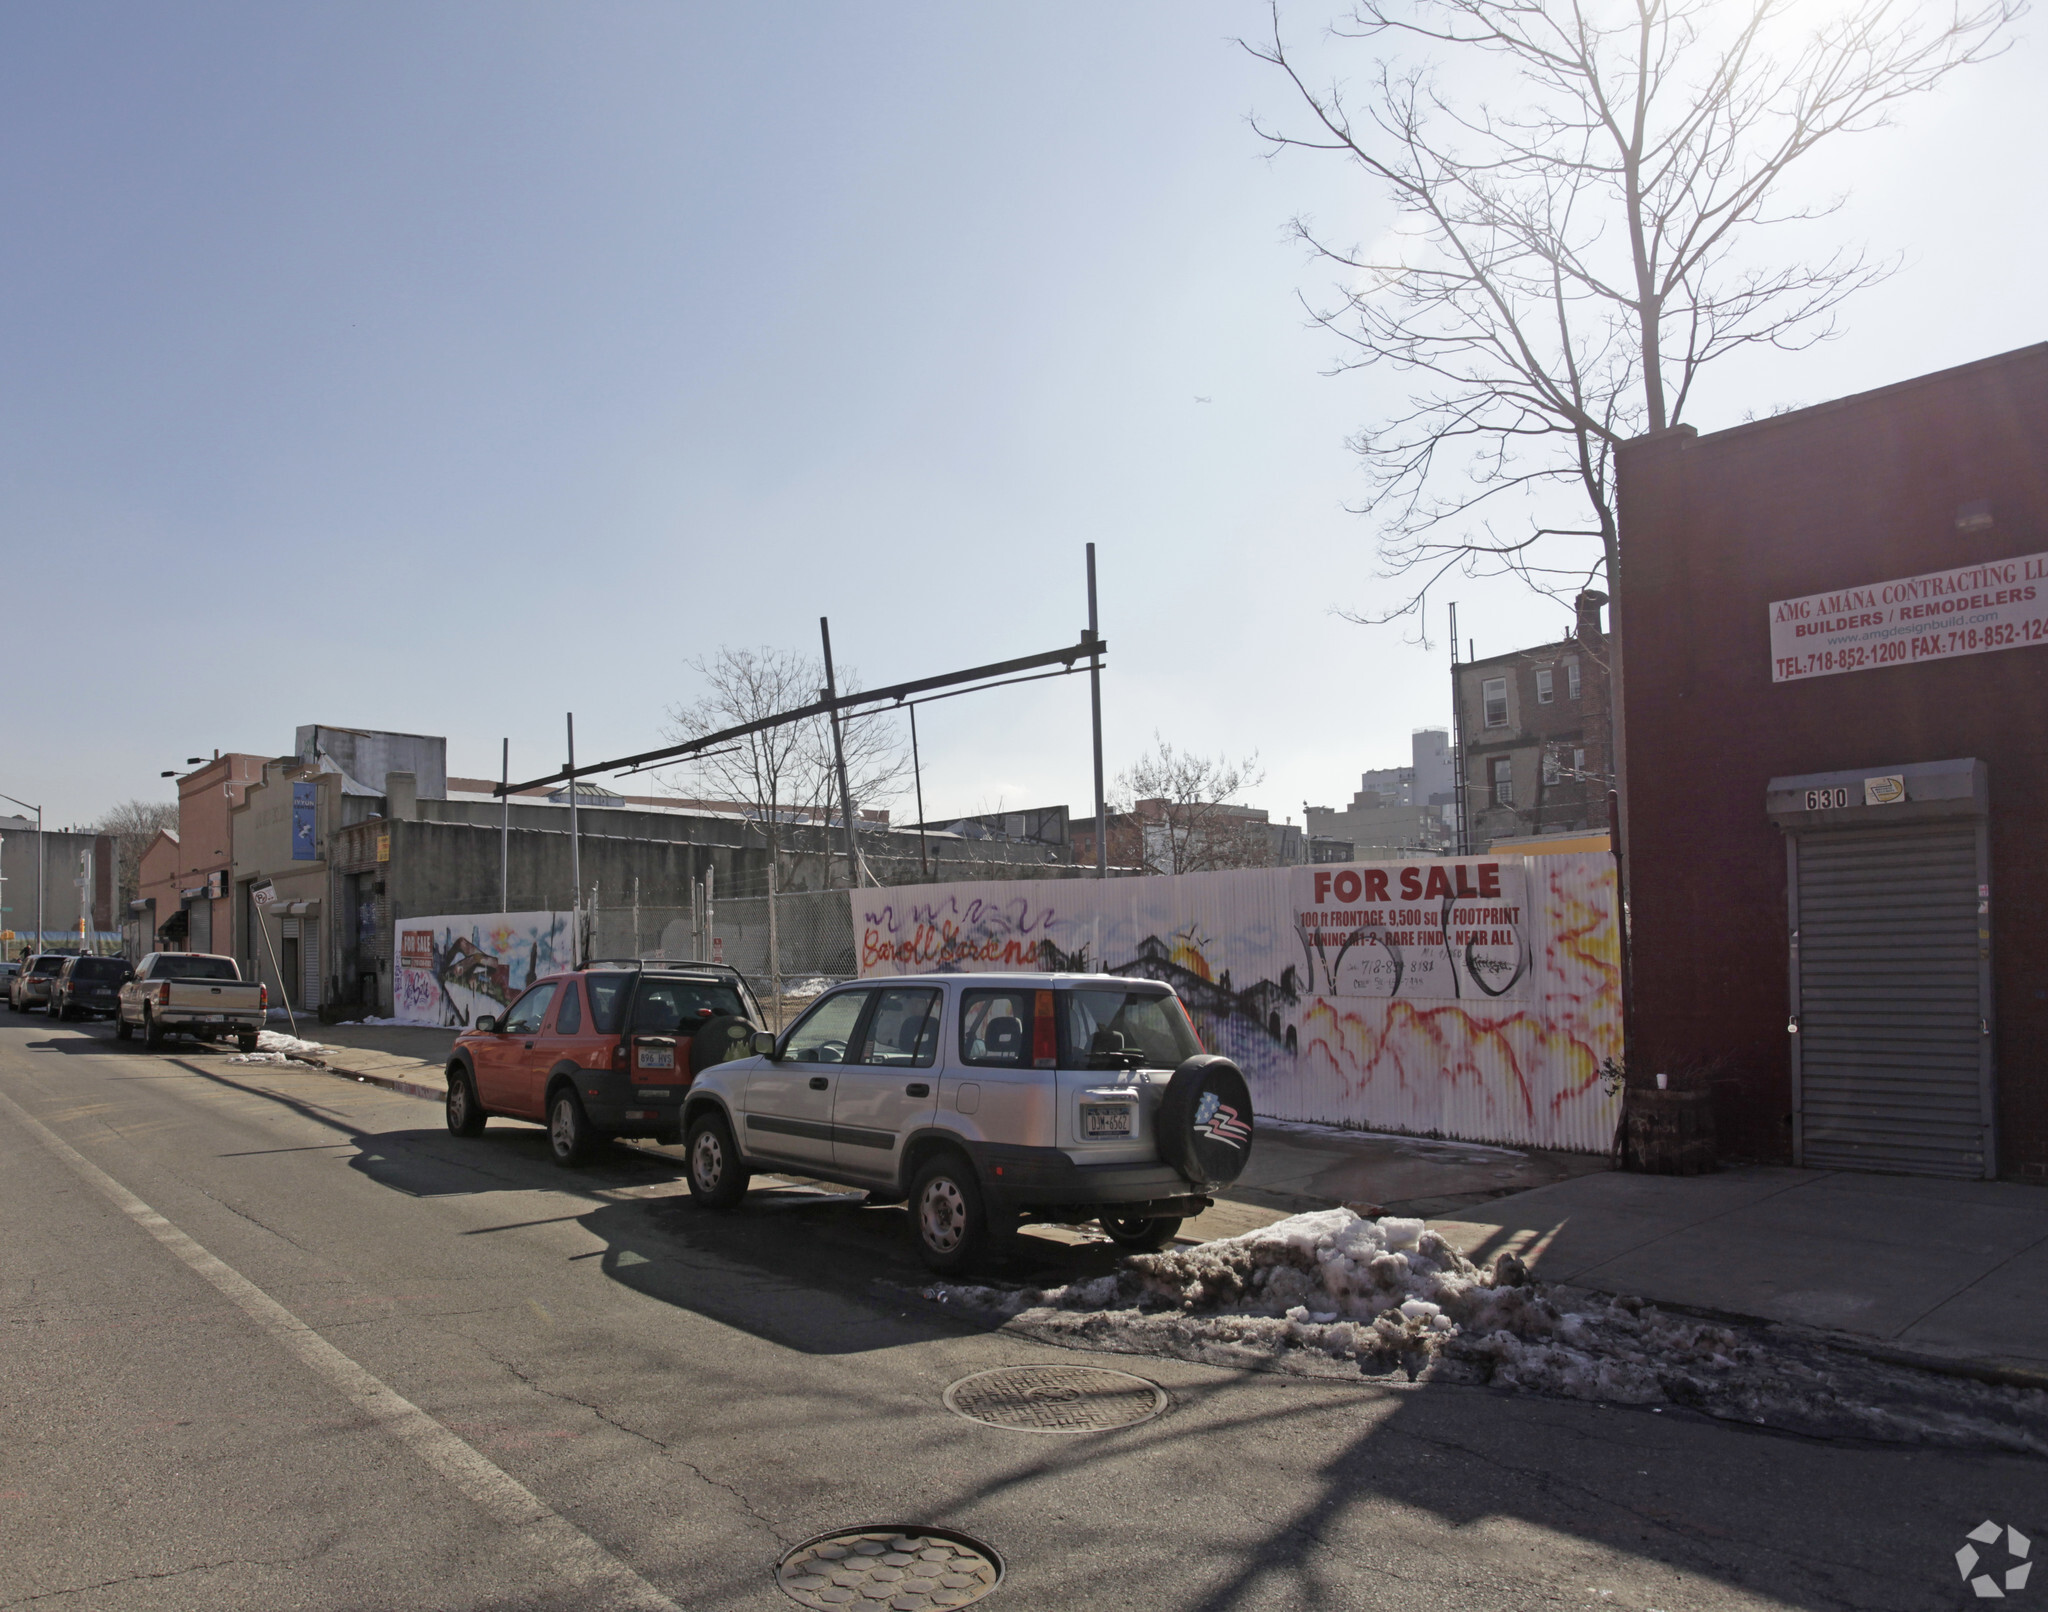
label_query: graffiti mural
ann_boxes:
[854,854,1621,1152]
[392,910,574,1027]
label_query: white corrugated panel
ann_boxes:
[852,853,1622,1153]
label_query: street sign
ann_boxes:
[252,879,278,908]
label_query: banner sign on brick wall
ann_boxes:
[1770,551,2048,683]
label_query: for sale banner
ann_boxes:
[1770,551,2048,683]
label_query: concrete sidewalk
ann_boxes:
[294,1021,456,1100]
[1432,1167,2048,1378]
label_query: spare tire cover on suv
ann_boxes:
[690,1014,756,1076]
[1155,1054,1254,1187]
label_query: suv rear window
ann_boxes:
[628,977,747,1034]
[1060,988,1202,1069]
[29,957,66,976]
[73,959,128,981]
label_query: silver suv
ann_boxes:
[682,973,1255,1273]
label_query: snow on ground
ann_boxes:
[927,1208,2048,1456]
[229,1029,328,1065]
[783,976,837,1000]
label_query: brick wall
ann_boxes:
[1615,343,2048,1174]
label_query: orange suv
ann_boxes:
[444,961,765,1166]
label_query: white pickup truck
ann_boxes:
[116,952,268,1053]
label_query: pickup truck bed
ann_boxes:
[117,953,267,1051]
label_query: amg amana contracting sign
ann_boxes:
[1770,550,2048,683]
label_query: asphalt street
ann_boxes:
[1,1013,2038,1612]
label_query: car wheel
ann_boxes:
[684,1111,749,1210]
[143,1008,165,1051]
[1100,1214,1183,1252]
[114,1011,132,1041]
[548,1087,597,1167]
[910,1152,991,1276]
[446,1069,486,1137]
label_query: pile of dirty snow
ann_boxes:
[926,1208,2048,1455]
[228,1029,327,1065]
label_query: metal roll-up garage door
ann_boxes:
[1791,820,1990,1178]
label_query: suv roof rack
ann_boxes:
[578,957,745,978]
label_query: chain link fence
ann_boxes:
[584,885,855,1028]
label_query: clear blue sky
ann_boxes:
[5,2,2041,830]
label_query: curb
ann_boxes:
[305,1054,446,1105]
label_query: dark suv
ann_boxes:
[8,954,70,1013]
[50,955,134,1020]
[444,961,766,1166]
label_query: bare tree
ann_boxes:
[1249,0,2019,626]
[95,798,178,909]
[1112,737,1271,875]
[663,646,908,888]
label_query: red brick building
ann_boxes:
[1616,343,2048,1181]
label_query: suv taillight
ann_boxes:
[1033,990,1057,1068]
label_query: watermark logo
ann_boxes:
[1957,1521,2031,1599]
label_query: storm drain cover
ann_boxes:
[775,1526,1001,1610]
[943,1365,1166,1432]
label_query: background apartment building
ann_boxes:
[1452,592,1613,851]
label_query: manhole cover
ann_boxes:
[775,1526,1001,1610]
[943,1365,1166,1432]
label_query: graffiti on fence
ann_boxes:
[391,910,573,1027]
[854,855,1620,1151]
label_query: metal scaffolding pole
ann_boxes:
[566,714,581,963]
[819,617,864,888]
[1087,544,1107,879]
[499,737,510,914]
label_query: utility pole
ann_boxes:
[566,714,581,963]
[499,737,509,914]
[1087,543,1107,879]
[819,617,863,888]
[908,704,929,880]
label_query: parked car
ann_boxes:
[49,955,134,1020]
[444,961,767,1164]
[8,954,70,1013]
[679,972,1254,1274]
[115,952,267,1051]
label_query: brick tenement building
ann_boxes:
[1452,590,1614,851]
[1616,343,2048,1182]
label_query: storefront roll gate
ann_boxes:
[1770,760,1994,1180]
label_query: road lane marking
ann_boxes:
[0,1085,683,1612]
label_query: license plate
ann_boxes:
[637,1047,674,1069]
[1082,1103,1133,1138]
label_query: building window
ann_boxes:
[1574,747,1586,776]
[1490,757,1513,806]
[1543,751,1560,785]
[1535,667,1554,704]
[1566,659,1582,701]
[1482,677,1508,728]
